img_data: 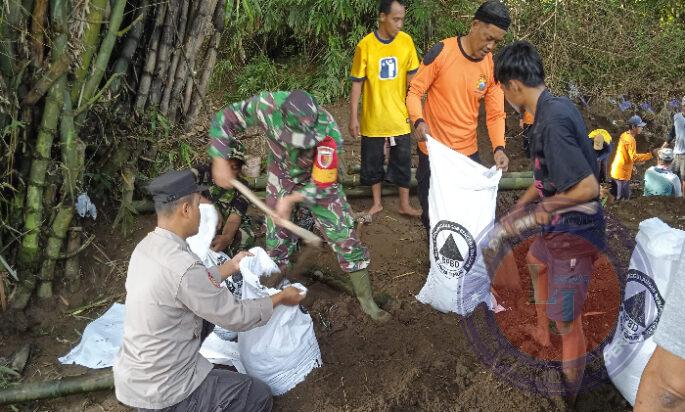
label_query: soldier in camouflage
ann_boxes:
[209,90,390,322]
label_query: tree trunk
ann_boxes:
[70,0,107,105]
[134,3,167,113]
[13,0,69,310]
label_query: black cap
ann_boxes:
[148,169,207,208]
[474,0,511,31]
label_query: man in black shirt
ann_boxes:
[494,41,606,403]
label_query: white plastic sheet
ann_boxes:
[416,136,501,315]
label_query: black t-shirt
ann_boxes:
[529,90,598,198]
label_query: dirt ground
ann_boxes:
[1,101,684,412]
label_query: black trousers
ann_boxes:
[416,147,482,233]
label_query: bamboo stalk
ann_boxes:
[37,206,72,298]
[29,0,48,66]
[14,0,70,310]
[149,0,179,107]
[186,0,225,125]
[23,53,71,105]
[112,166,136,236]
[64,227,82,292]
[37,92,84,299]
[160,0,190,116]
[109,0,150,94]
[167,0,219,123]
[0,369,114,405]
[134,2,167,113]
[76,0,127,123]
[70,0,107,105]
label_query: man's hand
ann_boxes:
[275,196,295,222]
[272,286,306,307]
[212,157,236,189]
[414,122,430,142]
[211,234,231,252]
[500,203,529,236]
[275,192,304,222]
[217,250,253,280]
[349,117,360,138]
[494,149,509,171]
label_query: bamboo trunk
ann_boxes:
[160,0,190,116]
[76,0,127,123]
[70,0,107,105]
[109,0,150,94]
[186,0,225,125]
[0,369,114,405]
[29,0,48,66]
[37,93,85,298]
[14,0,69,310]
[148,0,179,107]
[134,3,167,112]
[64,227,82,292]
[167,0,219,123]
[113,166,136,236]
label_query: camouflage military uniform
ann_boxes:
[209,182,255,257]
[208,91,369,273]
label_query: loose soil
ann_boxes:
[1,101,684,412]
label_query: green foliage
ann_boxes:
[212,0,685,106]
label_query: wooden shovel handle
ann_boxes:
[229,178,322,247]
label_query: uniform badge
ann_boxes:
[477,75,487,92]
[207,270,221,288]
[316,146,335,168]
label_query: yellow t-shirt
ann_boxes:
[350,31,419,137]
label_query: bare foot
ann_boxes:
[367,203,384,216]
[398,205,422,218]
[522,324,552,347]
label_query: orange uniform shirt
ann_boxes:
[406,37,506,156]
[610,131,653,180]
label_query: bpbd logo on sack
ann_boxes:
[432,220,476,278]
[619,269,664,343]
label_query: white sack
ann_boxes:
[603,218,685,405]
[238,247,321,396]
[416,136,502,315]
[187,203,229,267]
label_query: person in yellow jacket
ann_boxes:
[610,115,653,200]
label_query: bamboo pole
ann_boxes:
[160,0,190,116]
[134,2,166,112]
[76,0,127,123]
[70,0,107,105]
[22,53,71,105]
[149,0,179,107]
[167,0,219,123]
[109,0,150,94]
[29,0,48,67]
[64,227,82,292]
[37,93,85,298]
[14,0,69,310]
[186,0,225,125]
[112,166,136,236]
[0,369,114,405]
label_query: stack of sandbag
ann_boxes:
[416,136,502,315]
[238,247,322,395]
[603,217,685,405]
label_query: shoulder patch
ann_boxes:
[423,42,444,66]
